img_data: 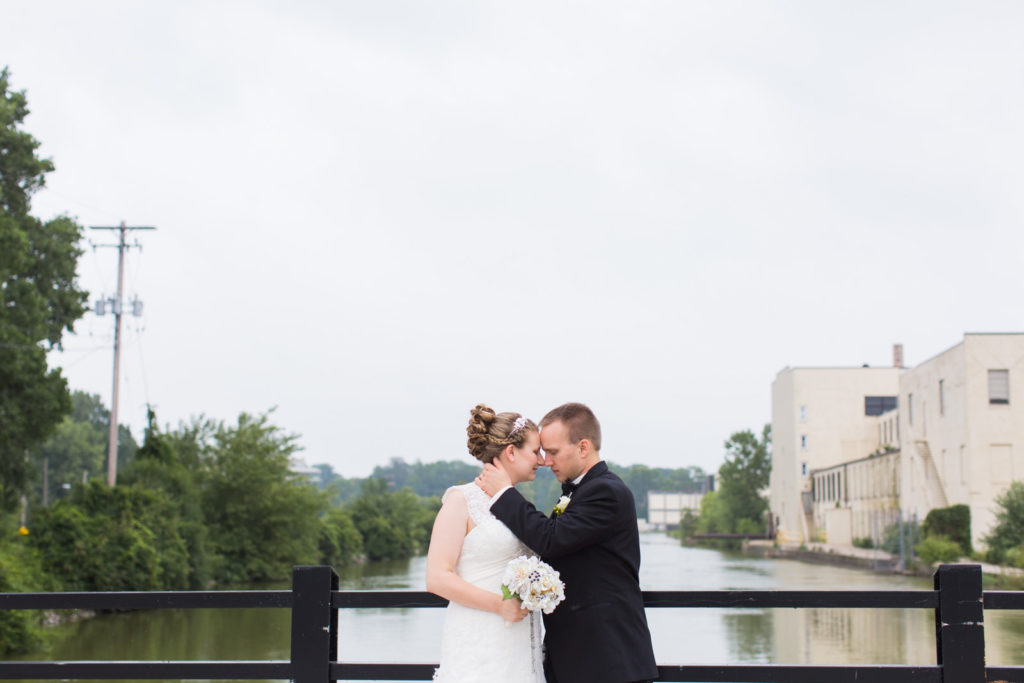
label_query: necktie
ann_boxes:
[561,480,578,496]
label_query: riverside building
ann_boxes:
[769,333,1024,549]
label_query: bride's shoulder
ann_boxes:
[441,482,481,504]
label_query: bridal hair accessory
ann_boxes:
[508,416,528,438]
[501,556,566,614]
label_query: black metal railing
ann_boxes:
[2,564,1023,682]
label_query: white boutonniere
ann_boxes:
[553,495,571,516]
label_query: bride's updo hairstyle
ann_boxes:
[466,404,538,464]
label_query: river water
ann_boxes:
[11,533,1024,681]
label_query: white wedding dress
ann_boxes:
[433,483,544,683]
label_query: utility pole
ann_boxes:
[89,222,154,486]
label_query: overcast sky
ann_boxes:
[3,1,1022,478]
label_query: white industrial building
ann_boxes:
[647,491,705,527]
[769,334,1024,549]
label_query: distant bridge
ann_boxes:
[691,532,774,540]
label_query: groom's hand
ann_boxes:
[476,463,511,497]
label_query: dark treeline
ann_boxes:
[0,396,440,654]
[316,455,707,519]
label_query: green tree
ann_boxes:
[318,506,363,567]
[29,392,138,505]
[694,425,771,544]
[348,478,440,561]
[200,412,325,582]
[29,481,189,591]
[695,489,730,535]
[717,426,772,530]
[119,410,211,588]
[370,458,480,497]
[0,536,53,654]
[984,481,1024,565]
[0,68,89,510]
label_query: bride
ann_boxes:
[426,404,546,683]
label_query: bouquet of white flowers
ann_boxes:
[501,555,566,614]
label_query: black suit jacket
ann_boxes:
[490,461,658,683]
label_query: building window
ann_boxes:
[801,435,807,450]
[800,405,807,422]
[801,462,808,477]
[939,380,945,415]
[908,393,914,425]
[989,369,1010,405]
[865,396,898,416]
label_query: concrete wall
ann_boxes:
[770,367,901,543]
[899,334,1024,548]
[811,450,899,544]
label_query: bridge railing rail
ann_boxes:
[2,564,1023,682]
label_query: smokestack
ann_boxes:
[893,343,904,369]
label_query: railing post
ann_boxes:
[934,563,984,683]
[291,565,339,683]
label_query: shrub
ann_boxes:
[915,534,963,565]
[922,504,972,556]
[0,538,54,654]
[853,537,874,549]
[1003,545,1024,570]
[318,507,364,567]
[984,482,1024,565]
[29,483,189,591]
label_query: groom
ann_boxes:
[477,402,658,683]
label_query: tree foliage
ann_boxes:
[364,457,708,520]
[370,458,479,498]
[984,481,1024,565]
[119,410,210,588]
[0,68,89,510]
[29,392,138,505]
[0,536,53,654]
[694,425,771,543]
[30,482,190,591]
[200,412,326,582]
[348,478,439,561]
[318,506,363,567]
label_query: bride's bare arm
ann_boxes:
[425,489,526,622]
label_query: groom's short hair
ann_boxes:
[540,402,602,452]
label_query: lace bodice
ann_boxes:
[456,482,497,526]
[444,484,530,590]
[433,483,544,683]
